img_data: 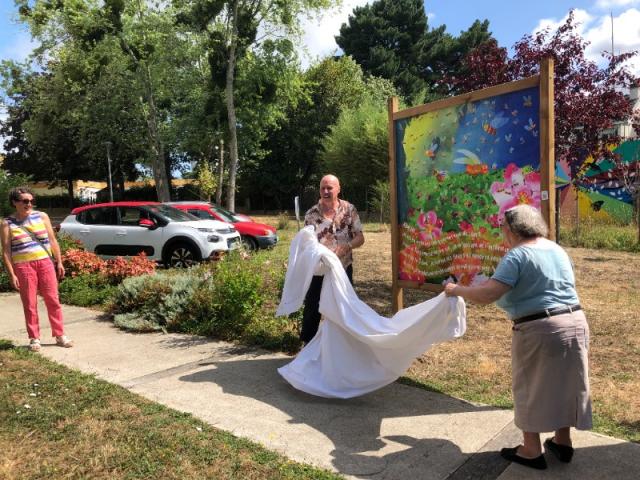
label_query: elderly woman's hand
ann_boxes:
[444,282,459,297]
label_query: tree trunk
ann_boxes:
[216,138,224,205]
[225,0,240,212]
[143,63,171,202]
[67,179,74,209]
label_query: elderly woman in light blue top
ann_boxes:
[445,204,591,471]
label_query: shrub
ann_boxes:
[62,249,156,284]
[57,233,84,254]
[0,268,12,292]
[178,259,263,339]
[104,254,156,284]
[111,271,198,327]
[107,249,303,352]
[276,212,290,230]
[58,274,117,307]
[113,312,165,332]
[63,248,107,277]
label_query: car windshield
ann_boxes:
[211,204,241,222]
[146,204,199,222]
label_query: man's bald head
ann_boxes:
[319,175,340,204]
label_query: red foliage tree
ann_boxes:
[449,11,640,180]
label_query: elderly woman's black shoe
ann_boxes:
[500,446,548,470]
[545,438,574,463]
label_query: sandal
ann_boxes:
[29,339,41,352]
[55,335,74,348]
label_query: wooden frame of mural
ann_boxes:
[389,58,555,312]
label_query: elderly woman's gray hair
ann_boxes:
[504,204,549,238]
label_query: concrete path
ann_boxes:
[1,292,638,480]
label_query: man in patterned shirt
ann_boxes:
[301,174,365,344]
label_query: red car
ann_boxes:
[168,201,278,250]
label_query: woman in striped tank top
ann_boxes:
[1,187,73,351]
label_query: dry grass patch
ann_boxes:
[352,231,640,442]
[254,217,640,441]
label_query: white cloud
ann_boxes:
[594,0,640,10]
[532,8,640,76]
[532,8,595,37]
[298,1,373,68]
[583,8,640,75]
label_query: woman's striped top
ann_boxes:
[5,212,53,264]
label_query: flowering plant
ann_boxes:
[62,249,156,284]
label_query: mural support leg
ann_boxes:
[392,285,403,313]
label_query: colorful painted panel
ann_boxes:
[558,140,639,223]
[395,87,542,286]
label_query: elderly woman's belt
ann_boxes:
[513,304,582,325]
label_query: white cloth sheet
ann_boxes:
[276,226,467,399]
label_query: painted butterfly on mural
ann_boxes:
[524,118,537,132]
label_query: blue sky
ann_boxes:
[1,0,639,72]
[300,0,640,73]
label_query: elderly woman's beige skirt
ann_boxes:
[511,310,592,433]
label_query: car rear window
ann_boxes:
[146,204,198,222]
[79,207,117,225]
[188,209,215,220]
[210,204,238,222]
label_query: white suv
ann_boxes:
[59,202,241,267]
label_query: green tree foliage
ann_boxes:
[14,0,201,201]
[0,169,31,216]
[336,0,492,103]
[175,0,337,211]
[196,161,217,201]
[0,62,93,205]
[1,41,146,203]
[240,56,396,210]
[320,98,389,210]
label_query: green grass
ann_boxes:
[592,400,640,443]
[398,376,514,410]
[560,221,640,252]
[0,343,343,480]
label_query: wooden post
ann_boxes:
[388,96,403,312]
[540,57,556,240]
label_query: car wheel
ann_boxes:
[166,243,199,268]
[241,235,258,251]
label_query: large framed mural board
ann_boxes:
[389,58,555,312]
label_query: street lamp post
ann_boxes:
[105,141,114,202]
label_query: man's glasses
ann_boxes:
[18,199,35,205]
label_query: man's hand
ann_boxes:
[334,243,351,258]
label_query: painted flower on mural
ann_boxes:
[417,210,443,242]
[449,255,483,286]
[399,243,425,283]
[487,213,500,228]
[490,163,541,219]
[458,220,474,234]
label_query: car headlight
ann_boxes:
[207,235,221,242]
[263,229,273,236]
[197,227,215,233]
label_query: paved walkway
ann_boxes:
[1,292,638,480]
